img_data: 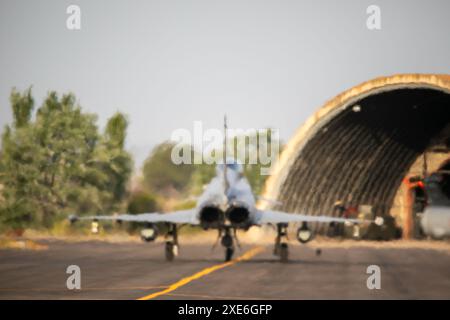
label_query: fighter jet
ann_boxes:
[69,117,374,262]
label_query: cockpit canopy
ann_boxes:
[216,160,244,174]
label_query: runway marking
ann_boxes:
[137,246,265,300]
[0,286,168,292]
[166,292,271,300]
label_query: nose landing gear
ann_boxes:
[221,227,235,262]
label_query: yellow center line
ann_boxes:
[166,292,269,300]
[137,246,265,300]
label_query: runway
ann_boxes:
[1,239,449,299]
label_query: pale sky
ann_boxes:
[1,0,449,168]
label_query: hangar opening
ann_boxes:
[436,161,450,199]
[262,75,450,239]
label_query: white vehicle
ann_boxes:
[419,173,450,239]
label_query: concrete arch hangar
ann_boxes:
[262,74,450,239]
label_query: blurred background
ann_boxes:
[1,0,450,239]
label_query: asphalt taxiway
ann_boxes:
[1,239,449,299]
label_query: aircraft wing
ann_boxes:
[254,209,371,225]
[69,209,199,225]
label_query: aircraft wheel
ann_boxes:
[165,241,175,262]
[225,247,234,262]
[273,242,280,256]
[221,234,233,248]
[280,243,289,263]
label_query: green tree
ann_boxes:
[127,191,158,214]
[187,162,215,195]
[105,112,128,149]
[142,142,196,194]
[0,88,133,230]
[230,129,282,195]
[87,112,133,213]
[10,87,34,128]
[0,109,42,228]
[126,191,159,233]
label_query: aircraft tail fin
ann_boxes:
[223,115,229,194]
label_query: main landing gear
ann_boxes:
[273,223,289,263]
[165,224,179,262]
